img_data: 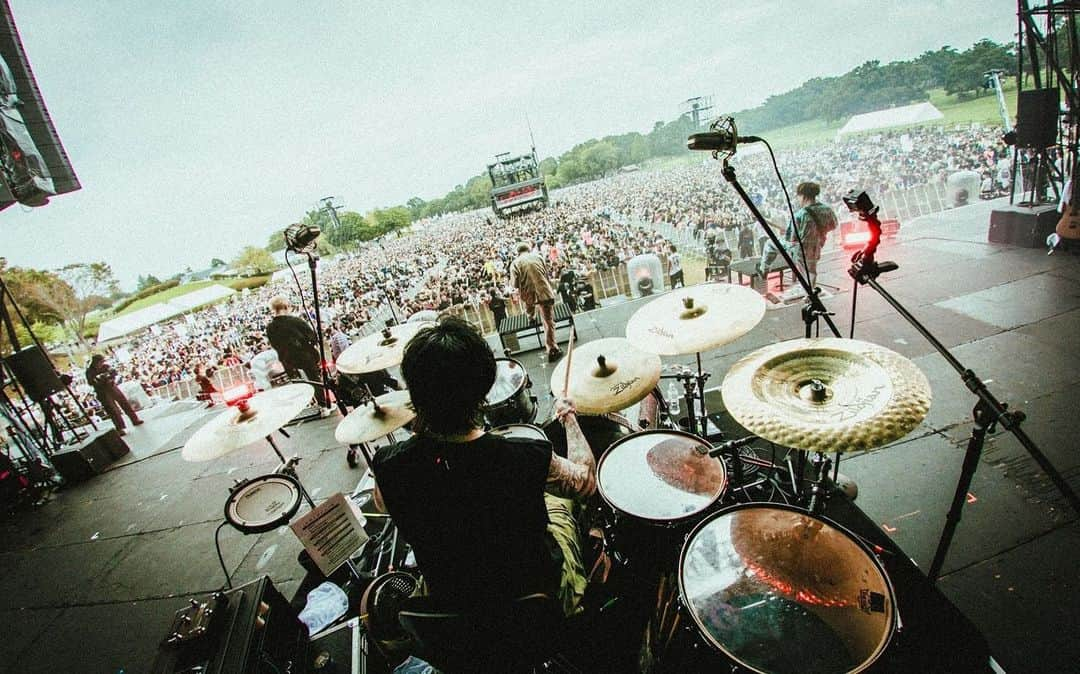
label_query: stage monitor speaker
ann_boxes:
[1016,88,1060,148]
[988,204,1059,248]
[3,345,63,402]
[49,429,128,483]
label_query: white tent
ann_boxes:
[96,284,236,343]
[838,102,944,136]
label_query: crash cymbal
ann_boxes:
[335,389,415,445]
[550,338,661,415]
[625,283,766,356]
[721,337,931,453]
[182,384,314,462]
[336,322,435,374]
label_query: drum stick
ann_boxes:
[561,326,576,398]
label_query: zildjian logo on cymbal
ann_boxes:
[648,326,674,339]
[611,377,641,395]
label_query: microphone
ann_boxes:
[687,130,763,153]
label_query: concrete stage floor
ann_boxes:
[2,198,1078,673]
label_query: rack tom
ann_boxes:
[483,358,535,426]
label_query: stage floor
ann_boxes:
[2,198,1078,672]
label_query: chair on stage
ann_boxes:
[397,593,570,673]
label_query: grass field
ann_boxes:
[112,275,271,317]
[641,79,1019,173]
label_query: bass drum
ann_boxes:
[483,358,535,426]
[540,412,636,460]
[666,504,897,674]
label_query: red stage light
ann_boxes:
[223,382,256,406]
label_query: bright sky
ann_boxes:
[2,0,1014,289]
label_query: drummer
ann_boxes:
[370,318,595,616]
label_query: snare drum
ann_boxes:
[597,429,727,526]
[488,424,548,443]
[671,504,897,673]
[224,473,303,534]
[483,358,535,426]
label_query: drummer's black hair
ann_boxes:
[401,317,496,436]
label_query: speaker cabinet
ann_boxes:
[988,204,1059,248]
[3,345,63,402]
[1016,88,1060,148]
[49,429,128,483]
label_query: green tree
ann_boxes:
[136,274,162,291]
[266,229,286,252]
[233,246,277,274]
[55,262,119,344]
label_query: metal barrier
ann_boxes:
[146,363,253,402]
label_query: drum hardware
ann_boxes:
[843,192,1080,583]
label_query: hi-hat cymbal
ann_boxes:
[625,283,766,356]
[550,338,661,415]
[335,389,415,445]
[182,384,314,462]
[336,322,435,374]
[721,337,931,453]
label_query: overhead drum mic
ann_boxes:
[687,116,762,155]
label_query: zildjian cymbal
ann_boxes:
[334,389,415,445]
[182,384,314,462]
[721,337,931,453]
[625,282,766,356]
[336,322,435,374]
[550,338,661,415]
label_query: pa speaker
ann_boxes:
[3,345,63,402]
[1016,88,1060,148]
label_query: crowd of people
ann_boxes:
[68,124,1008,396]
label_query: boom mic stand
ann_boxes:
[302,250,347,416]
[719,158,841,340]
[845,192,1080,584]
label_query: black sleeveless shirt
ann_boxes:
[371,433,562,607]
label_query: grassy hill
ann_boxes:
[642,81,1019,172]
[112,275,271,317]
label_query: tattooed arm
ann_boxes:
[545,398,596,500]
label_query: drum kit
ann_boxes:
[534,282,930,673]
[180,281,936,672]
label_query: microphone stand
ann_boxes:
[302,251,347,416]
[846,197,1080,583]
[720,158,841,339]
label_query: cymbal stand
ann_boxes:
[847,194,1080,583]
[805,451,834,515]
[719,158,841,339]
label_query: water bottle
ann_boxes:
[667,382,680,417]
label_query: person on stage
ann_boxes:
[85,354,143,435]
[265,296,329,412]
[371,318,594,616]
[509,242,563,362]
[757,181,838,289]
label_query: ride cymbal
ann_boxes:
[182,383,314,462]
[336,322,435,374]
[721,338,931,453]
[625,283,766,356]
[334,389,415,445]
[550,337,661,415]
